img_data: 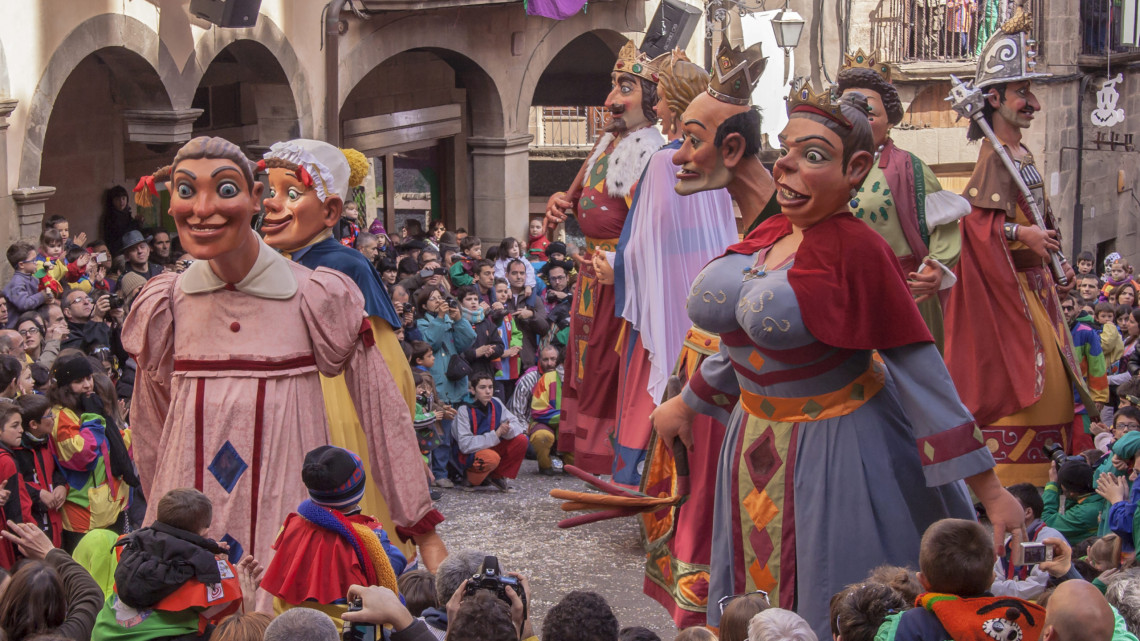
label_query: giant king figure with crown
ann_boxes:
[943,9,1099,487]
[544,41,666,474]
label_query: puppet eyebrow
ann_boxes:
[684,119,708,130]
[175,168,197,179]
[794,135,836,149]
[211,166,241,177]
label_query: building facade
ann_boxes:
[0,0,679,259]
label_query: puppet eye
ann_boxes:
[176,183,194,198]
[287,188,302,201]
[217,181,240,198]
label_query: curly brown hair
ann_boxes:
[658,58,710,138]
[836,67,904,125]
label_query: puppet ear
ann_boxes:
[323,197,343,228]
[984,87,1003,109]
[846,149,875,186]
[720,132,748,169]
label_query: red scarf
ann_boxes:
[725,212,932,350]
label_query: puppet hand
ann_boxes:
[651,395,697,452]
[593,253,614,285]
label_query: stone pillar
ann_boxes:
[12,186,56,240]
[122,109,205,144]
[468,134,534,241]
[0,98,17,278]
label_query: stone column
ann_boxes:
[12,186,56,240]
[468,134,534,241]
[0,98,18,276]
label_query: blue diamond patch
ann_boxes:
[221,533,244,564]
[208,441,247,494]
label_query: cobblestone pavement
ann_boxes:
[433,459,681,641]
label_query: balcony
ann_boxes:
[1080,0,1140,59]
[528,106,607,148]
[872,0,1042,67]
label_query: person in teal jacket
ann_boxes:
[415,287,475,486]
[1045,457,1109,544]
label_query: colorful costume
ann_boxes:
[51,406,129,536]
[683,213,992,636]
[611,138,735,488]
[123,236,438,581]
[560,125,664,474]
[530,367,564,472]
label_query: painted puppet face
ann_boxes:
[773,116,873,228]
[672,92,747,196]
[989,80,1040,130]
[605,72,649,133]
[841,87,890,147]
[261,167,340,251]
[169,158,263,261]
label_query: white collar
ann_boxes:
[180,232,298,300]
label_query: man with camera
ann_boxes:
[60,289,115,355]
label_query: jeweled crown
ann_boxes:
[614,41,659,83]
[786,81,852,128]
[707,42,767,106]
[840,48,892,83]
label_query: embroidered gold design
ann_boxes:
[761,317,791,333]
[738,290,775,313]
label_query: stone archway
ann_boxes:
[37,46,176,241]
[177,15,314,139]
[18,13,178,190]
[188,39,301,150]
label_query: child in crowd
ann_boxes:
[0,356,24,399]
[396,568,438,617]
[45,214,87,252]
[1044,457,1107,544]
[1077,251,1097,276]
[93,488,244,639]
[876,519,1045,640]
[0,398,32,569]
[1095,301,1126,367]
[34,228,68,295]
[718,592,770,641]
[14,393,66,548]
[414,372,444,501]
[410,341,436,375]
[527,218,550,263]
[831,583,908,641]
[990,483,1065,599]
[1098,431,1140,550]
[260,446,405,626]
[63,246,97,293]
[1104,258,1140,301]
[3,241,55,325]
[453,373,528,492]
[493,238,536,290]
[449,235,483,288]
[1094,406,1140,454]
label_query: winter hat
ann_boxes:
[1058,458,1096,494]
[118,272,148,303]
[53,352,94,388]
[369,220,387,236]
[1113,431,1140,460]
[302,446,367,510]
[546,241,568,257]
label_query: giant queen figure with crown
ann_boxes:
[943,8,1096,487]
[544,41,665,475]
[650,45,1024,637]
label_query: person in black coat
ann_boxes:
[456,286,504,391]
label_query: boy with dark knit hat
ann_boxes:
[261,445,407,627]
[93,488,244,640]
[1044,457,1107,544]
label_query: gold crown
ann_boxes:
[707,42,767,106]
[840,48,892,83]
[614,41,658,83]
[786,81,852,128]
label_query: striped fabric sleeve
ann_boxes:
[51,410,104,473]
[530,372,561,425]
[680,348,741,426]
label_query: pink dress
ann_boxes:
[122,239,435,573]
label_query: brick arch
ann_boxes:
[18,13,176,188]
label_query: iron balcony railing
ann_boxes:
[873,0,1042,62]
[1082,0,1140,55]
[529,106,608,148]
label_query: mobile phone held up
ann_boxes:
[342,598,376,641]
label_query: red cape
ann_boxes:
[726,212,932,350]
[261,512,381,605]
[943,205,1043,426]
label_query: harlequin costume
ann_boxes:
[677,83,995,638]
[93,522,242,640]
[559,42,665,475]
[260,140,436,562]
[943,17,1093,487]
[262,446,403,628]
[529,366,564,473]
[839,50,969,352]
[122,233,438,597]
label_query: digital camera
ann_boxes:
[464,555,527,618]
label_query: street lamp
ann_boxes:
[771,4,805,83]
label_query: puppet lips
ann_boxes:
[186,222,229,242]
[675,167,700,180]
[260,215,294,234]
[776,182,808,206]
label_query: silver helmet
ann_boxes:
[973,8,1051,89]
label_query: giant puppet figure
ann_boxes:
[649,54,1025,636]
[544,41,666,474]
[943,9,1096,487]
[836,51,969,351]
[257,139,444,565]
[122,137,440,592]
[604,50,736,491]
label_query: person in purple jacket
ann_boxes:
[3,241,54,329]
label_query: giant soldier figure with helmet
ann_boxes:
[943,8,1099,486]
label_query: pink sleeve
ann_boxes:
[121,272,177,497]
[301,269,442,538]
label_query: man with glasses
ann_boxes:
[60,289,113,355]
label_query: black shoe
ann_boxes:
[489,477,517,493]
[459,479,476,493]
[538,468,556,477]
[430,488,443,501]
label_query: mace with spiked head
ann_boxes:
[946,75,1068,286]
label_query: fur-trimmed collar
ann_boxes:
[584,126,666,200]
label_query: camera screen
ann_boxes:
[1021,543,1048,565]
